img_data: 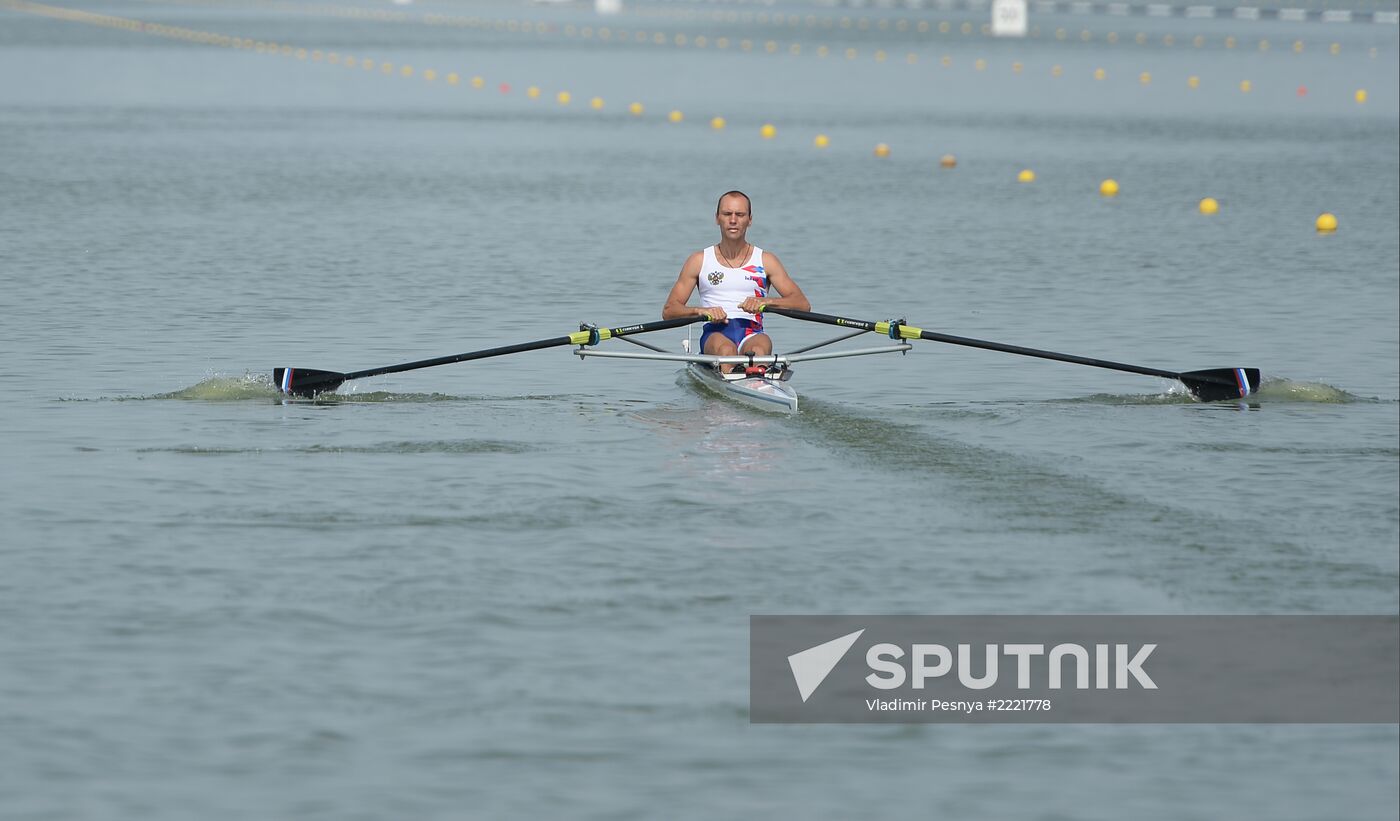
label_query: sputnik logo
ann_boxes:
[787,629,865,702]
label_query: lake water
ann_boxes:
[2,0,1397,818]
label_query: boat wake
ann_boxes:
[89,373,1375,407]
[134,440,537,455]
[1248,378,1364,403]
[158,373,284,401]
[118,374,561,403]
[1065,377,1363,406]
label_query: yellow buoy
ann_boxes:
[1018,169,1035,183]
[590,97,604,110]
[1093,67,1106,81]
[1355,89,1368,104]
[1199,197,1219,215]
[669,110,684,123]
[1188,75,1200,90]
[874,143,891,158]
[710,116,726,130]
[1240,80,1252,93]
[1139,72,1151,85]
[760,123,776,139]
[1315,213,1338,233]
[814,134,830,148]
[629,102,644,116]
[526,86,541,99]
[940,154,956,168]
[471,76,484,89]
[556,91,571,105]
[1100,179,1119,197]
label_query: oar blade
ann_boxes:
[1179,368,1261,402]
[272,367,347,397]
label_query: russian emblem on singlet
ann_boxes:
[707,271,724,285]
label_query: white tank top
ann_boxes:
[697,245,767,325]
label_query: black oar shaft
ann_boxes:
[341,315,703,382]
[768,307,1187,380]
[277,315,708,396]
[917,328,1181,381]
[344,335,573,381]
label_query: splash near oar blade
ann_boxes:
[273,367,347,397]
[1178,368,1262,402]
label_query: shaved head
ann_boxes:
[716,190,751,215]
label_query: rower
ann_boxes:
[661,190,811,373]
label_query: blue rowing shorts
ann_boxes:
[700,318,765,353]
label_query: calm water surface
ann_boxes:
[2,0,1397,818]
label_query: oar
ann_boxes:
[273,315,707,397]
[764,307,1261,402]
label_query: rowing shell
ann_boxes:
[685,362,799,413]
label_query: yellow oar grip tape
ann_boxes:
[570,328,615,346]
[874,321,923,340]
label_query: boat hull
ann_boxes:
[686,363,798,413]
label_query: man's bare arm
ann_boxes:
[738,252,810,314]
[662,251,724,320]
